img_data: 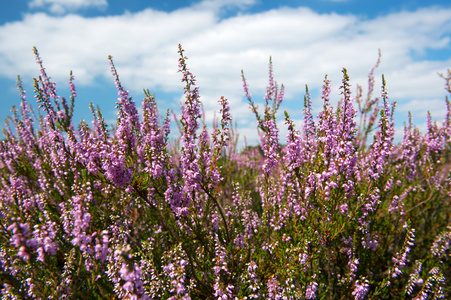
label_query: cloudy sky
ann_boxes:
[1,0,451,146]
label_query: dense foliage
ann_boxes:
[1,45,451,299]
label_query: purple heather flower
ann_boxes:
[303,86,316,141]
[352,278,369,300]
[8,222,28,248]
[94,230,110,262]
[267,276,282,300]
[406,261,424,295]
[260,118,280,175]
[213,235,229,275]
[109,56,139,150]
[431,226,451,259]
[138,95,167,179]
[336,69,358,181]
[340,203,349,215]
[316,76,338,165]
[119,263,146,297]
[15,85,36,152]
[68,71,77,100]
[349,258,359,277]
[305,281,318,299]
[178,44,202,204]
[17,245,30,261]
[123,281,134,293]
[367,76,395,181]
[211,96,232,185]
[32,47,59,124]
[199,125,215,187]
[102,151,133,188]
[390,226,416,278]
[284,114,303,169]
[36,247,45,262]
[264,57,284,108]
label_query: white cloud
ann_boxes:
[1,1,451,145]
[193,0,257,11]
[28,0,108,14]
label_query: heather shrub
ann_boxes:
[1,44,451,299]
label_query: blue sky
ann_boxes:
[1,0,451,146]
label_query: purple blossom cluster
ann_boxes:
[1,45,451,299]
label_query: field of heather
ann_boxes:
[1,45,451,299]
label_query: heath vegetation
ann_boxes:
[1,44,451,299]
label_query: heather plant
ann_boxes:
[1,45,451,299]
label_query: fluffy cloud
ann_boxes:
[28,0,108,14]
[193,0,257,11]
[0,1,450,145]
